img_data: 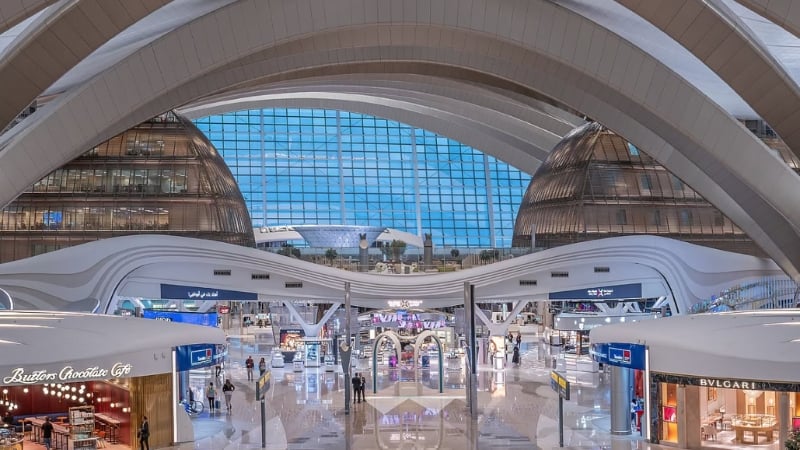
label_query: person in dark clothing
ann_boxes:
[516,333,522,346]
[138,415,150,450]
[245,355,255,381]
[359,373,367,402]
[42,416,53,450]
[512,346,520,365]
[351,373,362,403]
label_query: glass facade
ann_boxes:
[193,109,530,249]
[512,122,763,256]
[0,112,254,263]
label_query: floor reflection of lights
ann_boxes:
[157,330,681,449]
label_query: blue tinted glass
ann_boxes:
[194,109,531,248]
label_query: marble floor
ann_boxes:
[149,330,684,450]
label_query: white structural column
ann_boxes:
[473,300,530,337]
[281,301,341,338]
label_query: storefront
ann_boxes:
[590,310,800,449]
[0,311,225,449]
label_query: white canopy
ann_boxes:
[0,310,226,385]
[590,310,800,384]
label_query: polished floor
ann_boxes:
[152,328,685,450]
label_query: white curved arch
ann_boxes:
[0,0,53,34]
[615,0,800,156]
[181,85,562,173]
[0,0,798,276]
[0,234,784,315]
[0,0,170,131]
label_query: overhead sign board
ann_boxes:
[160,283,257,301]
[142,310,218,327]
[590,342,646,370]
[175,344,225,371]
[549,283,642,301]
[550,371,570,400]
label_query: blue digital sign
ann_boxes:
[160,283,257,301]
[175,344,225,371]
[142,310,218,327]
[590,342,646,370]
[549,283,642,300]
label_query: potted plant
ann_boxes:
[786,429,800,450]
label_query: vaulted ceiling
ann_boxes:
[0,0,799,278]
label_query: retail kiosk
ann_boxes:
[591,310,800,450]
[0,311,225,449]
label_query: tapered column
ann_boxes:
[463,282,478,419]
[610,365,631,435]
[779,392,790,447]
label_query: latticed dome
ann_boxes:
[0,111,254,262]
[512,122,762,256]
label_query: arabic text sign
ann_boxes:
[550,371,570,400]
[160,283,258,301]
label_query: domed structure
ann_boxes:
[512,122,762,256]
[0,112,254,263]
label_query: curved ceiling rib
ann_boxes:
[0,0,53,34]
[736,0,800,39]
[181,74,584,136]
[618,0,800,157]
[0,0,170,131]
[0,0,798,277]
[178,76,580,173]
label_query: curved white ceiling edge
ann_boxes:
[737,0,800,40]
[178,84,569,173]
[0,0,53,35]
[610,0,800,156]
[0,234,784,314]
[179,74,586,134]
[0,0,798,276]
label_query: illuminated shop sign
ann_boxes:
[372,313,446,329]
[142,310,218,327]
[549,283,642,300]
[3,363,133,384]
[387,300,423,308]
[590,342,646,370]
[175,344,225,371]
[160,283,257,301]
[651,373,800,392]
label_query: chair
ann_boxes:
[95,429,107,448]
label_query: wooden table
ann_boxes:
[734,424,775,443]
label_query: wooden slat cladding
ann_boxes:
[129,373,173,447]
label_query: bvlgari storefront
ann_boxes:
[652,374,799,447]
[590,310,800,450]
[0,311,225,449]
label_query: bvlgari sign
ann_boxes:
[3,363,133,384]
[699,377,762,390]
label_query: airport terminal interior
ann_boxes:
[2,1,800,450]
